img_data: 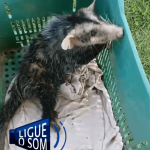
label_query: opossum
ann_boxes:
[0,0,123,136]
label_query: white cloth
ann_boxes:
[4,59,123,150]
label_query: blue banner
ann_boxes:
[9,117,50,150]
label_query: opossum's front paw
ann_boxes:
[42,110,60,131]
[50,111,60,131]
[51,121,61,132]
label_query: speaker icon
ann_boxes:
[53,122,67,150]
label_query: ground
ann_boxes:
[125,0,150,82]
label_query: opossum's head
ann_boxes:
[61,0,124,50]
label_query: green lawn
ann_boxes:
[125,0,150,82]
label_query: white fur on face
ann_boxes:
[65,7,123,48]
[67,20,123,47]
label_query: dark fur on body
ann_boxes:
[0,0,123,139]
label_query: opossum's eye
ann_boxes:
[91,30,96,36]
[81,37,88,43]
[81,39,85,43]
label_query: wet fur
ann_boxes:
[0,13,107,136]
[0,1,124,141]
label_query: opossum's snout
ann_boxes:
[118,27,124,37]
[114,26,124,39]
[101,24,124,43]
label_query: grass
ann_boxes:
[125,0,150,82]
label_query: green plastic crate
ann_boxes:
[0,0,150,149]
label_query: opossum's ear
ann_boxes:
[61,35,77,50]
[87,0,95,11]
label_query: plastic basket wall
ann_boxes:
[0,0,150,149]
